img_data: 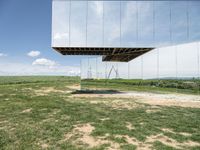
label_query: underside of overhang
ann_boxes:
[53,47,154,62]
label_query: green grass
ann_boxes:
[81,78,200,95]
[0,76,200,150]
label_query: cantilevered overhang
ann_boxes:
[53,47,154,62]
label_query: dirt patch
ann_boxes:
[75,123,95,134]
[21,108,32,113]
[161,128,192,137]
[34,87,70,96]
[66,85,80,90]
[126,122,135,130]
[138,98,200,108]
[179,132,192,137]
[62,123,120,149]
[100,118,110,121]
[111,100,139,110]
[146,108,160,113]
[146,134,200,149]
[37,142,49,149]
[41,143,48,149]
[72,91,200,108]
[116,133,200,149]
[89,98,140,110]
[161,128,175,134]
[0,120,9,124]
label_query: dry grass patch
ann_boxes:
[100,118,110,121]
[126,122,135,130]
[72,91,200,108]
[161,128,175,134]
[37,141,49,149]
[41,143,49,149]
[21,108,32,113]
[61,123,121,149]
[161,128,192,137]
[34,87,70,96]
[115,133,200,150]
[87,98,141,110]
[66,84,80,90]
[179,132,192,137]
[139,98,200,108]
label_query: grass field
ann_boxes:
[81,79,200,95]
[0,76,200,150]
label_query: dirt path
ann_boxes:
[71,91,200,108]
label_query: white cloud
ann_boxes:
[27,51,41,57]
[32,58,57,67]
[0,62,80,76]
[0,53,7,57]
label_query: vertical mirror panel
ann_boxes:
[129,57,142,80]
[52,0,69,47]
[177,42,199,94]
[81,58,89,90]
[198,42,200,95]
[104,1,121,47]
[70,1,87,46]
[121,1,137,47]
[138,1,154,47]
[95,57,106,90]
[154,1,171,47]
[158,45,177,93]
[83,58,97,90]
[143,50,157,80]
[117,62,129,79]
[171,1,188,44]
[87,1,103,47]
[190,1,200,43]
[142,50,158,92]
[79,1,200,95]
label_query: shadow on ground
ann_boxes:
[71,89,123,95]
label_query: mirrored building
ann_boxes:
[52,0,200,94]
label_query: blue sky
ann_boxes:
[0,0,200,76]
[0,0,81,75]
